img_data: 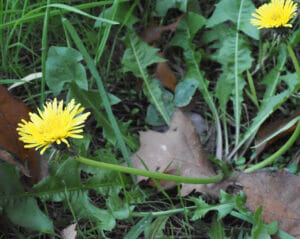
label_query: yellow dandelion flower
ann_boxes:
[17,98,90,155]
[251,0,297,29]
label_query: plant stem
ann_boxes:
[75,156,224,184]
[245,120,300,173]
[286,41,300,84]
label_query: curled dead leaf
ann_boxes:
[131,109,216,196]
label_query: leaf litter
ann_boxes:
[131,108,300,236]
[0,86,45,184]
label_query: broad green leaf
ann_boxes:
[145,80,175,126]
[122,31,170,124]
[206,0,259,39]
[46,46,88,96]
[170,12,223,159]
[0,163,54,233]
[145,216,169,239]
[174,79,199,107]
[6,198,54,233]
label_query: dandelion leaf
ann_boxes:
[46,46,88,96]
[0,163,53,233]
[206,0,259,39]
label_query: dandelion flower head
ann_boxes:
[251,0,297,29]
[17,98,90,155]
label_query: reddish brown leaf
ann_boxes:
[140,16,183,45]
[236,171,300,237]
[131,109,216,196]
[154,53,177,92]
[254,109,300,159]
[0,86,42,184]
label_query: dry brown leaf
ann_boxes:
[254,109,300,159]
[61,223,77,239]
[140,16,183,45]
[236,171,300,237]
[131,109,216,196]
[154,53,177,92]
[0,85,43,183]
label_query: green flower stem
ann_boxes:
[245,120,300,173]
[132,206,197,217]
[287,41,300,84]
[75,156,224,184]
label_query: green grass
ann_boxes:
[0,0,299,238]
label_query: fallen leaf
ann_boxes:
[236,171,300,237]
[61,223,77,239]
[154,53,177,92]
[140,17,182,92]
[254,108,300,159]
[140,16,183,45]
[131,109,216,196]
[0,85,43,183]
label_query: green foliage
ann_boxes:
[174,79,199,107]
[145,80,175,126]
[144,216,170,239]
[209,215,229,239]
[206,0,259,39]
[155,0,187,17]
[250,206,278,239]
[124,214,153,239]
[191,190,248,221]
[0,163,53,233]
[45,46,88,96]
[122,31,170,124]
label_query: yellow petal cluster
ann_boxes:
[17,98,90,155]
[251,0,297,29]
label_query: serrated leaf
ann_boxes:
[170,12,222,158]
[122,32,165,78]
[122,32,170,124]
[145,80,175,126]
[191,191,247,221]
[174,79,199,107]
[34,158,118,231]
[206,0,259,39]
[46,46,88,96]
[0,163,54,233]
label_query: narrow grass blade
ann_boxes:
[62,18,131,167]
